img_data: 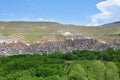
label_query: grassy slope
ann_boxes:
[0,21,119,43]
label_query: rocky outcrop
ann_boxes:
[0,35,119,56]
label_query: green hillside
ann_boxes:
[0,21,119,44]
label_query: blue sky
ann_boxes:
[0,0,120,25]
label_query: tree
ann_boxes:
[100,52,111,61]
[105,62,119,80]
[0,76,6,80]
[93,61,106,80]
[68,64,88,80]
[62,52,79,60]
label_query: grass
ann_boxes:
[0,21,119,43]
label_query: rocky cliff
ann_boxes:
[0,34,119,56]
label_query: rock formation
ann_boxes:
[0,35,119,56]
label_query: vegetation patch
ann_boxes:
[110,34,120,36]
[0,49,120,80]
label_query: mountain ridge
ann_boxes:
[101,21,120,26]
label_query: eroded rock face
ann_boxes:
[0,37,119,56]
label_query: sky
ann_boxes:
[0,0,120,26]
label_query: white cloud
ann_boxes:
[37,18,55,22]
[37,18,44,21]
[19,17,55,22]
[0,16,55,22]
[89,0,120,26]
